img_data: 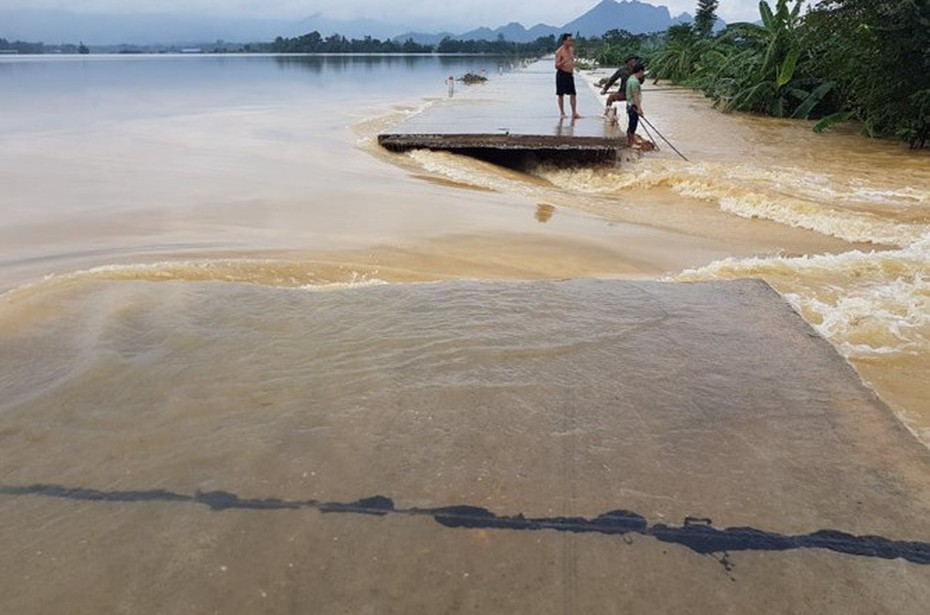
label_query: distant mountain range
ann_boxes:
[396,1,700,45]
[1,1,719,47]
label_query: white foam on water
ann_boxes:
[298,274,389,292]
[530,158,680,193]
[531,158,927,247]
[1,259,394,304]
[715,192,920,246]
[669,163,922,246]
[405,149,546,196]
[784,274,929,358]
[676,231,930,359]
[353,98,438,147]
[849,182,930,207]
[708,165,927,209]
[529,162,640,193]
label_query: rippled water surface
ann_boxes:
[1,54,929,612]
[5,54,926,440]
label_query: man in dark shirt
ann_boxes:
[600,55,641,114]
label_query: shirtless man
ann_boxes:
[554,33,581,119]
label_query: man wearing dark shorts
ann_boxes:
[554,33,581,119]
[556,69,576,96]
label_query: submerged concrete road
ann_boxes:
[378,59,624,160]
[2,279,930,613]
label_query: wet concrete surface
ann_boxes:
[2,279,930,613]
[378,60,623,159]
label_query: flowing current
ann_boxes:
[1,53,929,613]
[1,55,927,444]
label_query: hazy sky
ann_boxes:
[3,1,765,30]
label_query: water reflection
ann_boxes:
[555,117,576,136]
[271,54,517,75]
[535,203,555,223]
[273,54,425,73]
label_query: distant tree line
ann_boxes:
[266,32,431,53]
[265,31,557,57]
[435,35,557,56]
[0,38,90,54]
[0,38,46,54]
[1,31,554,58]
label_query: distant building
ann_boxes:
[180,48,203,54]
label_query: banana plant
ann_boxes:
[711,0,830,117]
[648,24,702,83]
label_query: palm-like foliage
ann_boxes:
[587,0,926,145]
[589,28,653,67]
[710,0,833,118]
[647,1,832,120]
[648,24,712,84]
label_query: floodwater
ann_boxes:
[1,55,929,612]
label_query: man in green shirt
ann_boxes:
[625,62,646,148]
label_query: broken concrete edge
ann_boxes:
[725,278,924,449]
[377,132,625,153]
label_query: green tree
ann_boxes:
[695,0,720,38]
[648,24,708,83]
[587,28,651,66]
[641,0,927,145]
[710,0,834,119]
[805,0,930,147]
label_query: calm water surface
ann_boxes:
[1,54,929,612]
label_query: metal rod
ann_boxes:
[639,121,660,152]
[641,116,690,162]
